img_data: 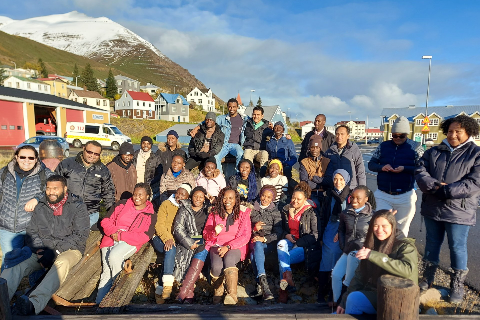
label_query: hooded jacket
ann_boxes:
[243,118,273,150]
[266,135,298,167]
[107,155,137,202]
[324,141,366,190]
[250,201,283,244]
[196,169,226,198]
[299,129,336,162]
[319,187,351,240]
[338,202,373,254]
[188,123,225,158]
[55,152,115,215]
[155,141,187,176]
[132,149,161,184]
[299,156,331,190]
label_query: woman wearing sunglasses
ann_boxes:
[0,145,52,267]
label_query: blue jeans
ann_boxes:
[151,236,177,275]
[277,239,304,276]
[193,249,208,262]
[0,229,26,266]
[89,212,99,228]
[345,291,376,315]
[214,143,244,171]
[331,251,360,302]
[424,217,470,270]
[250,241,276,279]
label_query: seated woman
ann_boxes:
[173,186,211,303]
[96,183,156,304]
[228,159,258,204]
[203,187,251,305]
[195,157,226,202]
[157,155,196,205]
[277,181,318,303]
[260,159,288,207]
[250,185,283,301]
[337,210,418,315]
[152,183,192,304]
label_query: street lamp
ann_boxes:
[422,55,432,145]
[250,89,255,106]
[11,61,16,69]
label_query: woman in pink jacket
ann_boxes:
[96,183,156,304]
[195,157,226,202]
[203,187,251,305]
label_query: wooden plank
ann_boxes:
[0,277,12,320]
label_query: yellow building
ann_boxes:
[37,77,69,99]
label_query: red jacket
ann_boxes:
[100,198,156,252]
[203,205,251,260]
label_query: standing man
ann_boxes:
[265,122,297,180]
[133,136,160,184]
[243,106,273,174]
[107,142,137,202]
[324,125,366,190]
[299,114,335,162]
[156,130,187,177]
[55,140,115,227]
[369,116,423,236]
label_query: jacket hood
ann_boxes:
[112,154,132,170]
[253,200,276,211]
[158,141,183,152]
[440,137,475,152]
[344,202,372,216]
[125,197,154,215]
[282,202,313,212]
[8,158,45,177]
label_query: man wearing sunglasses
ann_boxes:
[55,141,115,228]
[368,116,424,237]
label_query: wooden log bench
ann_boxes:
[377,274,420,320]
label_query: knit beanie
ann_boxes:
[119,142,134,155]
[178,183,192,195]
[268,159,284,175]
[391,116,410,134]
[260,184,277,199]
[205,112,217,122]
[333,169,351,185]
[309,135,323,148]
[167,130,179,139]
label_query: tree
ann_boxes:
[256,96,262,107]
[80,63,99,92]
[105,69,118,99]
[38,58,48,78]
[72,63,79,86]
[0,68,7,86]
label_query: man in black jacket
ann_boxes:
[243,106,273,174]
[185,112,225,170]
[55,140,115,228]
[299,114,335,162]
[0,175,89,315]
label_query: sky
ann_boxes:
[2,0,480,126]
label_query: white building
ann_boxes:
[336,120,366,139]
[2,67,38,78]
[187,87,215,112]
[366,128,383,139]
[115,75,141,94]
[115,91,155,119]
[3,76,51,94]
[301,122,315,138]
[69,90,110,112]
[140,83,160,96]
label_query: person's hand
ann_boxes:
[440,182,448,185]
[165,239,175,251]
[189,125,200,137]
[382,164,393,172]
[389,209,398,215]
[356,247,372,260]
[215,224,224,235]
[285,234,296,243]
[111,233,119,242]
[336,306,345,314]
[190,240,200,250]
[25,198,39,212]
[286,134,292,140]
[217,246,229,258]
[268,122,274,129]
[254,221,266,231]
[391,166,404,173]
[333,233,339,243]
[251,236,266,243]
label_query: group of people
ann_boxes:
[0,96,479,316]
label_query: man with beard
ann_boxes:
[133,136,161,184]
[107,142,137,202]
[0,175,89,315]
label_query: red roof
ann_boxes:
[128,91,154,102]
[236,93,243,106]
[366,128,382,133]
[300,121,312,127]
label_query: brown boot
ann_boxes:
[156,275,174,304]
[223,267,238,305]
[211,273,225,305]
[280,271,296,292]
[176,258,204,303]
[278,288,288,303]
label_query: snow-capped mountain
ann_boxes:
[0,11,164,62]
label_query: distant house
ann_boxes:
[140,83,160,96]
[2,67,38,79]
[155,93,190,122]
[244,105,287,129]
[69,90,110,112]
[3,76,51,94]
[115,75,141,94]
[366,128,383,139]
[336,120,366,139]
[37,77,69,98]
[300,121,312,127]
[115,91,155,119]
[301,122,315,138]
[67,85,84,97]
[187,87,216,112]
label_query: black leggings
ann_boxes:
[210,247,241,277]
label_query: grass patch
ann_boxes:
[112,118,176,143]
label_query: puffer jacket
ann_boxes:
[415,139,480,225]
[299,156,331,190]
[324,141,366,189]
[155,141,187,177]
[172,199,210,281]
[26,193,89,254]
[266,136,298,167]
[368,139,423,194]
[107,155,137,202]
[159,168,196,201]
[243,118,273,150]
[188,123,224,158]
[133,149,161,184]
[250,201,283,244]
[0,160,53,233]
[216,113,248,145]
[196,170,226,198]
[55,152,115,215]
[338,203,373,254]
[299,129,336,162]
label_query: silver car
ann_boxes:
[17,136,70,158]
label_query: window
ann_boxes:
[137,101,139,106]
[162,106,166,112]
[183,117,186,122]
[182,107,186,113]
[128,110,131,116]
[1,125,6,130]
[85,125,99,134]
[430,118,439,126]
[476,119,480,125]
[27,83,30,89]
[96,99,100,106]
[149,110,152,117]
[199,99,202,104]
[172,106,176,112]
[17,126,22,130]
[415,119,423,126]
[143,102,145,107]
[389,119,395,126]
[427,133,438,140]
[123,110,125,117]
[103,100,107,106]
[136,110,140,116]
[62,84,64,89]
[128,101,130,107]
[16,82,20,89]
[9,125,14,130]
[123,101,125,107]
[44,85,48,91]
[125,93,128,97]
[190,99,194,102]
[83,98,87,104]
[389,133,392,139]
[75,98,77,102]
[172,117,175,121]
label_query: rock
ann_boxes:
[419,288,442,305]
[236,285,249,298]
[425,308,438,315]
[438,288,449,298]
[299,284,316,296]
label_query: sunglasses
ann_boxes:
[18,156,36,160]
[392,134,407,139]
[85,150,101,157]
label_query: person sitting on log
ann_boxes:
[260,159,288,208]
[152,183,191,304]
[96,183,156,304]
[195,157,226,203]
[228,158,258,205]
[156,154,196,206]
[336,210,418,315]
[1,175,89,316]
[174,186,211,303]
[203,187,251,305]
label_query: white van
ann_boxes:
[65,122,132,151]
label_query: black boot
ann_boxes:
[13,295,35,316]
[259,275,274,301]
[317,271,331,303]
[450,268,469,304]
[419,261,438,291]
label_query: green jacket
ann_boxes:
[340,237,418,310]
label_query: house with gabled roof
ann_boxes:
[115,75,141,93]
[37,76,69,98]
[3,76,51,95]
[155,93,190,122]
[115,91,155,119]
[243,105,287,129]
[187,87,216,112]
[69,89,110,112]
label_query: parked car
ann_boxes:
[17,136,70,158]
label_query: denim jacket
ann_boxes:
[216,113,248,145]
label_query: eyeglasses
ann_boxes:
[392,134,407,139]
[18,156,36,160]
[85,150,101,157]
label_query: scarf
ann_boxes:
[48,193,68,216]
[14,163,35,179]
[172,169,182,178]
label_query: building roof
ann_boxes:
[72,89,104,99]
[300,121,312,127]
[0,86,106,112]
[366,128,382,133]
[37,77,68,83]
[140,83,159,89]
[159,93,188,105]
[236,93,243,106]
[200,88,210,94]
[115,75,138,82]
[128,91,155,102]
[6,76,47,84]
[380,105,480,121]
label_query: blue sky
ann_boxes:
[2,0,480,126]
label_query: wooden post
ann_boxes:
[377,274,419,320]
[0,278,12,320]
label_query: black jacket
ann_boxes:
[338,202,373,254]
[155,142,187,177]
[188,123,224,158]
[133,149,161,184]
[319,187,351,240]
[55,153,116,215]
[299,129,336,162]
[26,193,90,254]
[243,118,273,150]
[250,201,283,244]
